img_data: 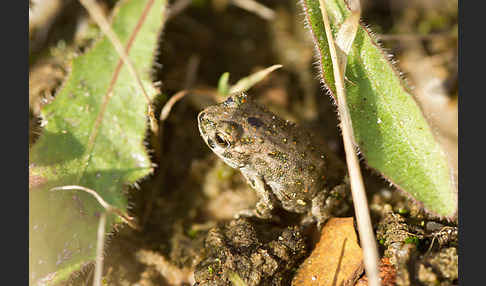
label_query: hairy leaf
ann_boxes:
[300,0,457,217]
[29,0,167,284]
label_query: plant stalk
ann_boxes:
[318,0,381,285]
[93,212,106,286]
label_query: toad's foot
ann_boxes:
[305,183,350,229]
[234,207,281,224]
[235,199,279,220]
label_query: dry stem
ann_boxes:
[318,0,380,285]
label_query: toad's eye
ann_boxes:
[215,132,230,148]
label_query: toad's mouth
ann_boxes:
[206,138,216,149]
[197,111,207,136]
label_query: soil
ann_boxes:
[29,0,458,285]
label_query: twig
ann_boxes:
[29,0,63,53]
[151,56,198,164]
[144,54,199,225]
[93,212,106,286]
[167,0,193,20]
[160,90,189,121]
[50,185,140,230]
[50,185,141,285]
[229,64,283,94]
[78,0,159,135]
[184,55,200,89]
[318,1,381,286]
[230,0,275,21]
[143,89,189,226]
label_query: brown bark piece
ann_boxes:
[355,257,396,286]
[292,217,364,286]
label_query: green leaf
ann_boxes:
[29,0,167,284]
[218,72,230,96]
[300,0,457,217]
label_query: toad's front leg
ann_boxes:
[237,167,278,220]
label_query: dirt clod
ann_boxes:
[194,218,307,286]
